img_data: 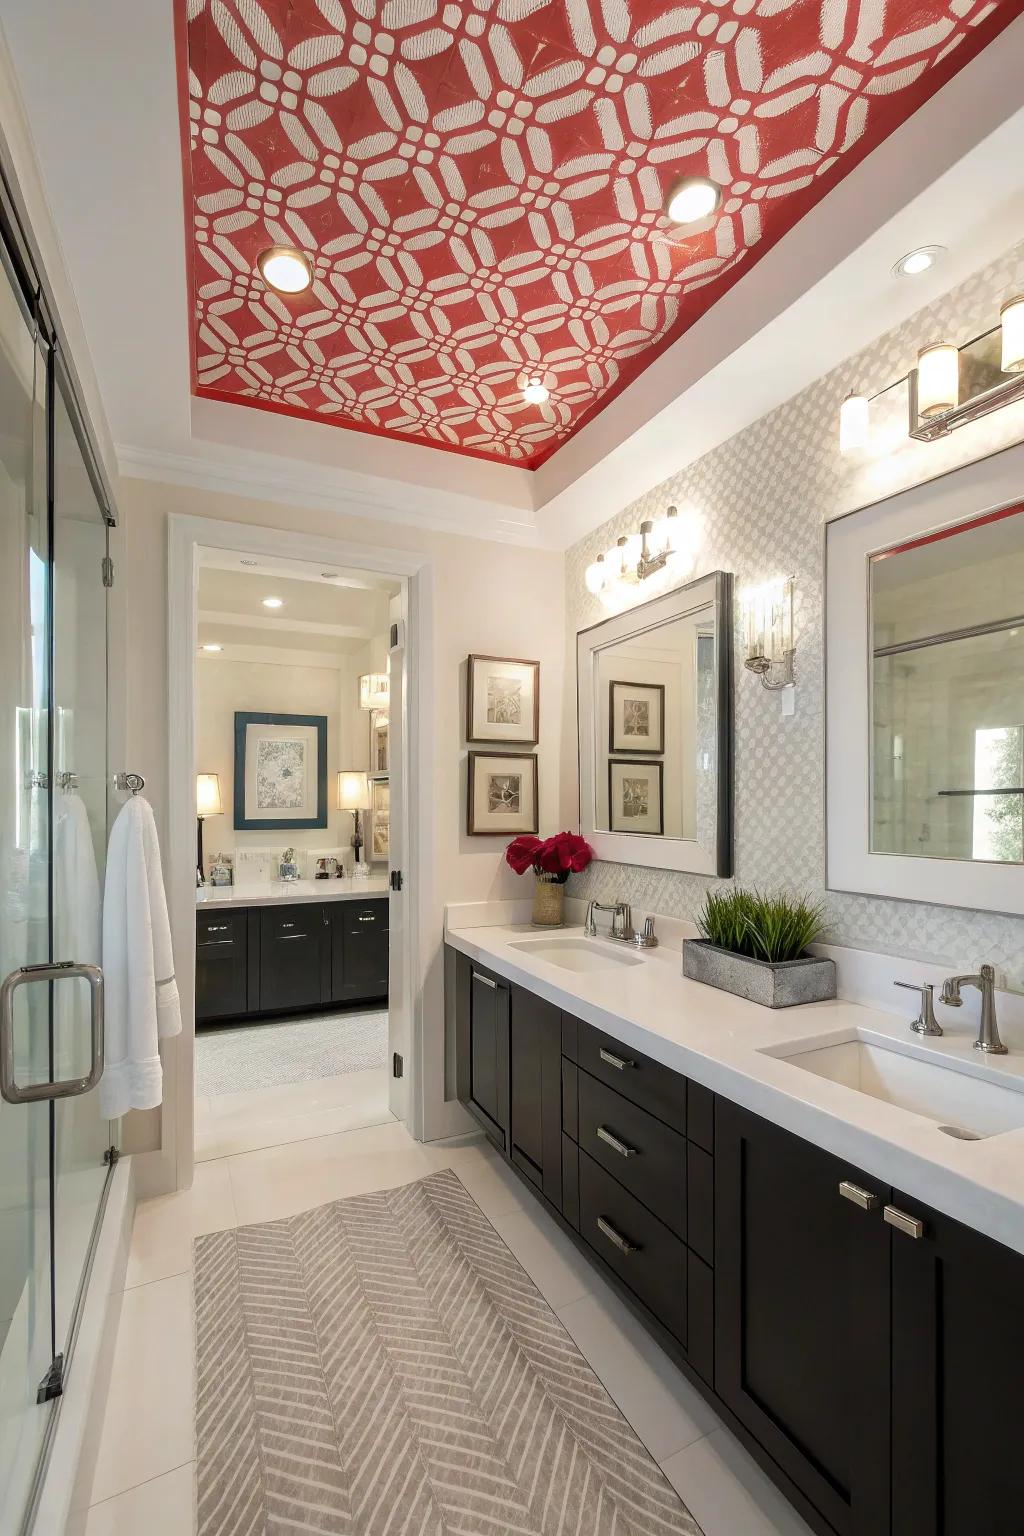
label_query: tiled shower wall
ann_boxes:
[567,238,1024,988]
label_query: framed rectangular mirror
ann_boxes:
[577,571,733,876]
[826,443,1024,915]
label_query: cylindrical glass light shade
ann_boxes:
[604,536,628,581]
[1001,296,1024,374]
[584,555,606,594]
[196,773,223,817]
[337,770,371,811]
[916,343,959,418]
[839,392,869,454]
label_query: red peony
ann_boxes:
[505,831,593,882]
[505,835,543,875]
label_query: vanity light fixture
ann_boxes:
[523,378,550,405]
[1001,294,1024,373]
[839,392,870,455]
[583,507,694,597]
[892,245,945,278]
[262,596,283,609]
[664,176,722,225]
[359,672,390,711]
[915,342,959,418]
[741,577,796,692]
[256,245,312,295]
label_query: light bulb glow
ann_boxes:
[201,643,223,653]
[585,556,606,595]
[665,176,722,225]
[892,245,945,279]
[839,392,870,454]
[256,245,312,294]
[916,343,959,419]
[262,596,283,608]
[1000,295,1024,374]
[523,377,550,404]
[196,773,223,817]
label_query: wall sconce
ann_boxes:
[584,506,696,598]
[839,392,869,454]
[914,342,959,418]
[741,577,795,692]
[1002,294,1024,373]
[359,672,389,711]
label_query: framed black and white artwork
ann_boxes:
[608,758,663,835]
[369,777,390,862]
[467,751,538,836]
[466,655,540,745]
[608,680,665,754]
[233,712,328,830]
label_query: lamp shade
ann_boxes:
[337,770,371,812]
[358,673,390,711]
[196,773,222,818]
[916,343,958,418]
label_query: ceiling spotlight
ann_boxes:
[256,245,313,294]
[201,643,223,653]
[892,245,945,278]
[523,378,550,404]
[665,176,722,225]
[262,596,283,609]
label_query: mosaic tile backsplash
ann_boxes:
[567,239,1024,989]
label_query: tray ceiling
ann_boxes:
[178,0,1021,468]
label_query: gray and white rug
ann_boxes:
[194,1169,704,1535]
[195,1009,388,1098]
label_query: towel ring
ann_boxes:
[114,772,145,795]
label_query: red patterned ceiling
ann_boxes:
[177,0,1021,469]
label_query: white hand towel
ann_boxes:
[54,789,101,1080]
[100,795,182,1119]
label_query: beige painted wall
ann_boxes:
[118,475,570,1157]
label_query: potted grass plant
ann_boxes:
[683,887,835,1007]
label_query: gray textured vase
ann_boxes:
[683,939,836,1008]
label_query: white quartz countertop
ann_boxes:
[197,877,389,907]
[445,919,1024,1257]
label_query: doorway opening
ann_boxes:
[191,548,403,1160]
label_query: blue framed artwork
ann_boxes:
[233,712,328,830]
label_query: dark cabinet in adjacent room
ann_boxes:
[195,907,248,1022]
[258,903,325,1013]
[330,899,389,1003]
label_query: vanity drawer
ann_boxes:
[196,908,245,948]
[577,1068,687,1240]
[576,1020,686,1132]
[341,899,388,936]
[579,1149,689,1349]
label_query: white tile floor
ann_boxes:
[193,1064,393,1160]
[85,1124,816,1536]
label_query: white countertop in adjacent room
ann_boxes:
[445,916,1024,1257]
[197,877,390,907]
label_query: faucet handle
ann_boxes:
[633,916,659,949]
[894,980,943,1037]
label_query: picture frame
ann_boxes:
[369,777,390,862]
[608,758,664,835]
[370,709,390,776]
[233,711,328,830]
[466,654,540,745]
[608,680,666,754]
[467,751,539,836]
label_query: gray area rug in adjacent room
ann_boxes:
[195,1009,388,1097]
[194,1168,704,1536]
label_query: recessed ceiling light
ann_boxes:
[262,596,283,609]
[665,176,722,225]
[523,378,550,404]
[201,643,222,653]
[892,245,945,278]
[256,245,312,294]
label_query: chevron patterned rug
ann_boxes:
[194,1168,704,1535]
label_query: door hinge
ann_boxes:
[390,869,403,892]
[101,555,114,588]
[392,1052,404,1079]
[37,1354,64,1404]
[104,1145,120,1166]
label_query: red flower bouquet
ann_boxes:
[505,831,593,885]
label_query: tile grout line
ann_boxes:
[87,1459,195,1512]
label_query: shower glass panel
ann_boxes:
[51,366,114,1356]
[0,234,54,1529]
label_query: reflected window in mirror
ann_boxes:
[870,503,1024,865]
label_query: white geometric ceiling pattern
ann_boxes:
[178,0,1023,466]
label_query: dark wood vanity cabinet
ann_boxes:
[447,945,1024,1536]
[195,908,249,1021]
[259,903,325,1013]
[329,900,389,1004]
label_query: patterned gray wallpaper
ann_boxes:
[567,239,1024,988]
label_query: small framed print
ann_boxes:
[369,778,390,862]
[233,712,328,830]
[370,709,390,775]
[608,758,664,835]
[609,680,665,754]
[467,752,538,836]
[467,655,539,745]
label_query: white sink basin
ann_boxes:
[508,937,643,974]
[765,1031,1024,1140]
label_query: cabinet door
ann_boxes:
[890,1191,1024,1536]
[508,986,562,1207]
[331,899,389,1003]
[195,909,248,1021]
[258,904,324,1013]
[454,957,510,1152]
[715,1100,891,1536]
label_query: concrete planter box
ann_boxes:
[682,939,836,1008]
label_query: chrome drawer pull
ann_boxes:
[473,973,497,989]
[205,923,229,933]
[839,1180,879,1211]
[884,1205,925,1240]
[599,1047,635,1071]
[597,1124,638,1159]
[596,1216,640,1255]
[358,914,375,923]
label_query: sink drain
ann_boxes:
[937,1124,983,1141]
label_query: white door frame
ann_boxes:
[162,512,433,1195]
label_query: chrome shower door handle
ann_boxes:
[0,962,105,1105]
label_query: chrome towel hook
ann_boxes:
[114,772,146,795]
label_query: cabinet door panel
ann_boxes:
[715,1099,891,1536]
[195,909,248,1022]
[331,899,389,1002]
[259,904,324,1012]
[509,987,561,1205]
[891,1191,1024,1536]
[465,966,510,1151]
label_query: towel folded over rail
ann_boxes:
[100,794,181,1119]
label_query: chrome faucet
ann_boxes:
[585,899,634,942]
[894,980,942,1036]
[940,963,1007,1054]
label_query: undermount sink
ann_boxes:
[508,937,643,974]
[765,1031,1024,1140]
